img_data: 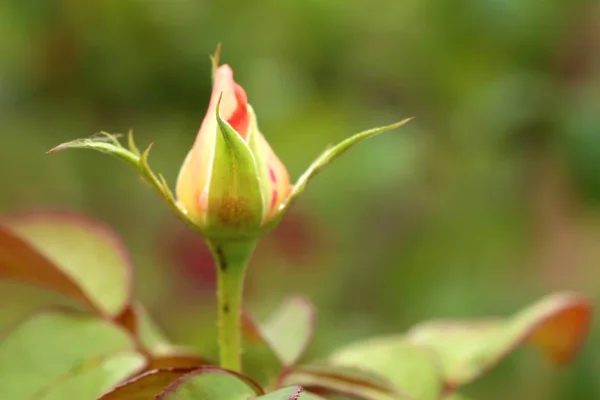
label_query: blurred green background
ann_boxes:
[1,0,599,399]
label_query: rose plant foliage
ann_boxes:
[0,47,592,399]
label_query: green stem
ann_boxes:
[209,239,257,372]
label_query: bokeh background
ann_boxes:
[1,1,600,399]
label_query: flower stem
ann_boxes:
[209,239,257,372]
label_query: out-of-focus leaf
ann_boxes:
[0,310,145,400]
[36,352,144,400]
[257,386,327,399]
[115,304,207,369]
[241,296,315,386]
[282,364,411,400]
[443,394,473,400]
[241,311,282,387]
[0,213,132,317]
[0,224,96,312]
[260,295,316,366]
[98,368,197,400]
[146,349,208,370]
[406,292,592,389]
[328,338,443,400]
[155,368,263,399]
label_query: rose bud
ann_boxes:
[176,64,290,240]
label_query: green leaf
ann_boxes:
[0,310,145,400]
[241,311,282,387]
[48,134,195,236]
[277,118,413,218]
[0,213,132,317]
[48,132,140,169]
[257,386,327,399]
[98,368,198,400]
[156,368,263,399]
[283,364,411,400]
[0,224,96,313]
[328,338,442,400]
[240,296,315,386]
[99,367,267,400]
[37,352,144,400]
[116,304,207,369]
[260,295,316,366]
[405,292,592,390]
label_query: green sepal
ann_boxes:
[268,117,413,227]
[204,97,264,239]
[48,132,200,235]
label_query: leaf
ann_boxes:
[240,296,316,386]
[328,338,443,400]
[260,295,316,366]
[257,386,327,399]
[241,312,282,387]
[0,310,146,400]
[0,213,132,317]
[283,364,411,400]
[98,368,198,400]
[115,304,207,369]
[48,133,139,169]
[49,134,195,236]
[0,225,96,312]
[36,352,144,400]
[406,292,592,389]
[156,368,263,399]
[146,351,207,370]
[275,118,413,221]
